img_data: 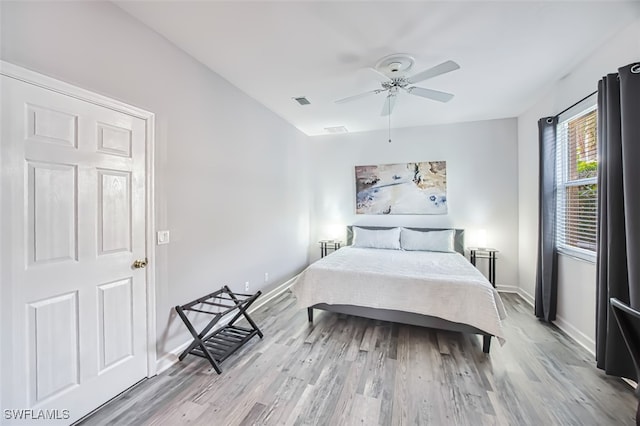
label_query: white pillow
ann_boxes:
[352,227,401,250]
[400,228,456,252]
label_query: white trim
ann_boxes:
[498,285,535,307]
[155,275,298,374]
[557,100,597,128]
[555,104,598,261]
[496,284,519,294]
[0,61,150,119]
[517,287,535,307]
[144,111,157,377]
[248,274,299,313]
[558,248,596,264]
[0,61,158,378]
[156,340,193,375]
[622,378,638,391]
[554,314,596,357]
[509,286,596,356]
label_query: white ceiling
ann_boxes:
[116,1,640,136]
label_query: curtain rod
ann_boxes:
[554,90,597,118]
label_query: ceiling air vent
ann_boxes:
[324,126,348,134]
[293,96,310,106]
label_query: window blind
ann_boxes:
[556,106,598,257]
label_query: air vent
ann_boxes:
[324,126,348,134]
[293,96,310,106]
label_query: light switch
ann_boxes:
[157,230,170,245]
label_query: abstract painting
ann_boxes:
[355,161,447,215]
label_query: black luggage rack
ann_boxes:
[175,285,263,374]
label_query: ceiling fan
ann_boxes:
[335,54,460,116]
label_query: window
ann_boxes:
[556,105,597,260]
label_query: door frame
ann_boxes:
[0,61,158,384]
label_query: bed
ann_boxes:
[291,226,507,353]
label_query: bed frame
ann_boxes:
[307,226,493,353]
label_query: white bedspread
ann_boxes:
[291,247,507,344]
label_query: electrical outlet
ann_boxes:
[245,281,249,292]
[264,272,269,283]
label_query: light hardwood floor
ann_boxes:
[79,291,637,425]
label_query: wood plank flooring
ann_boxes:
[79,292,637,425]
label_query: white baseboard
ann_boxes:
[499,285,596,357]
[622,378,638,390]
[554,314,596,357]
[156,340,192,375]
[154,275,298,375]
[496,285,535,307]
[513,287,595,356]
[496,284,519,294]
[246,274,298,314]
[517,287,535,306]
[497,285,534,307]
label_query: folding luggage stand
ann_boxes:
[175,285,263,374]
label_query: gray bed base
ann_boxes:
[307,226,493,354]
[307,304,492,353]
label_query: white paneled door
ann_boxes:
[1,73,150,424]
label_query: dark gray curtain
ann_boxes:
[596,62,640,381]
[535,116,558,322]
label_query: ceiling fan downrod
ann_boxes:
[388,95,392,143]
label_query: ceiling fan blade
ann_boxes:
[407,60,460,84]
[407,87,454,103]
[335,89,382,104]
[381,94,397,116]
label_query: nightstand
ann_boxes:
[319,240,342,258]
[468,247,498,287]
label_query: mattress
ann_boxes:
[291,246,507,344]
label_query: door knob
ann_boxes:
[133,258,148,269]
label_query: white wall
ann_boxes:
[308,118,519,288]
[517,18,640,353]
[0,1,311,360]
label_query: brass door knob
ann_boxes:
[133,258,148,269]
